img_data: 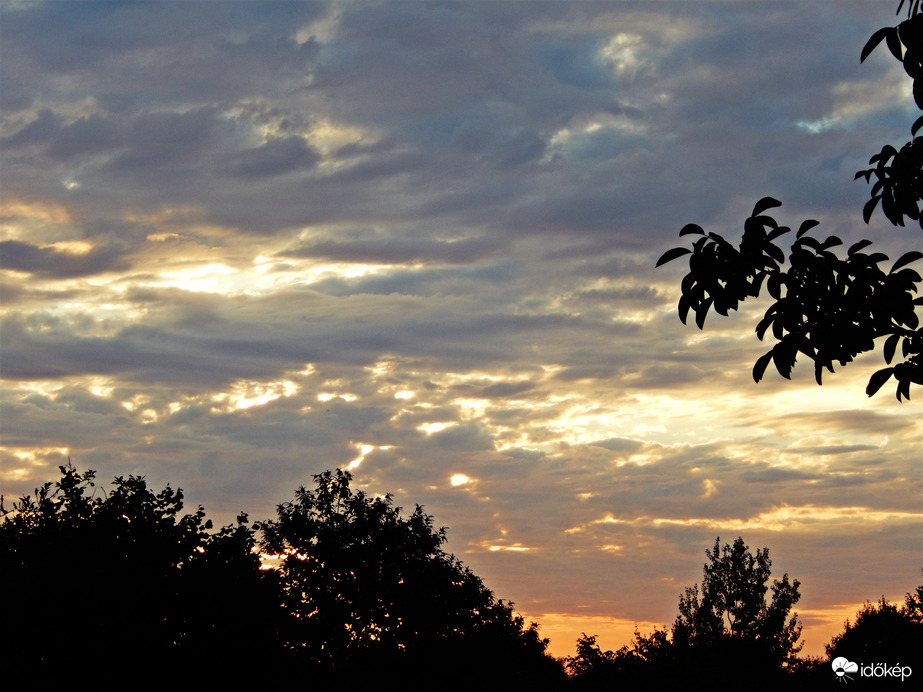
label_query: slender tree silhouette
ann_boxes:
[566,537,802,688]
[671,537,803,666]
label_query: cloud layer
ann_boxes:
[2,0,920,657]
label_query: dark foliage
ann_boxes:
[1,464,565,689]
[858,1,923,228]
[671,537,803,666]
[0,463,281,684]
[261,468,565,688]
[658,2,922,400]
[658,200,922,399]
[825,587,923,686]
[566,537,803,688]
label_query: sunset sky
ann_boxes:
[1,0,920,658]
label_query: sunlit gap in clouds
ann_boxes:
[565,505,923,535]
[347,443,393,471]
[211,378,300,412]
[142,253,405,298]
[1,446,72,481]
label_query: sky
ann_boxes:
[1,0,921,659]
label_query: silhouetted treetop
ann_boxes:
[0,463,280,682]
[565,536,804,688]
[672,537,803,666]
[260,468,563,686]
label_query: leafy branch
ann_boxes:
[657,198,923,399]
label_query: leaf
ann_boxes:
[797,236,821,251]
[912,114,923,136]
[886,29,904,61]
[897,377,911,401]
[755,315,773,340]
[767,225,792,241]
[752,351,773,383]
[772,342,795,380]
[752,197,782,217]
[884,334,900,364]
[767,273,785,300]
[694,297,713,330]
[848,239,874,255]
[773,356,793,380]
[866,368,894,397]
[766,243,785,264]
[679,223,706,237]
[892,250,923,272]
[896,267,923,284]
[821,235,843,250]
[678,294,691,325]
[656,246,692,267]
[795,219,820,238]
[861,27,893,62]
[863,195,882,224]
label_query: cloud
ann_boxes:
[1,0,919,660]
[223,137,322,179]
[0,239,130,278]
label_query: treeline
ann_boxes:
[564,539,923,689]
[2,465,920,688]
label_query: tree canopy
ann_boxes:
[658,2,923,400]
[671,537,803,666]
[260,468,563,686]
[826,584,923,678]
[0,464,280,682]
[566,537,808,688]
[0,464,563,688]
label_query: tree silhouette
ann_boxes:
[825,586,923,681]
[260,468,564,687]
[566,537,803,687]
[1,464,566,687]
[658,2,923,400]
[0,463,281,683]
[671,537,803,667]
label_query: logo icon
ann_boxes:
[832,657,859,683]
